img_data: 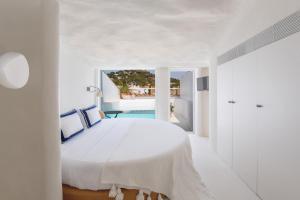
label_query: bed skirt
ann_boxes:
[63,184,166,200]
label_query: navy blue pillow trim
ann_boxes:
[61,128,84,143]
[84,105,97,111]
[80,110,89,127]
[60,109,77,118]
[80,110,90,127]
[80,105,101,128]
[60,109,84,143]
[80,105,97,128]
[90,119,101,128]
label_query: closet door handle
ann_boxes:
[256,104,264,108]
[228,101,236,104]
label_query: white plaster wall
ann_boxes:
[59,46,96,113]
[0,0,61,200]
[209,0,300,151]
[102,72,120,103]
[60,0,246,67]
[155,68,170,121]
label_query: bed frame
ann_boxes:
[63,184,166,200]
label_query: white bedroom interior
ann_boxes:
[0,0,300,200]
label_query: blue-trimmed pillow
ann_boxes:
[80,105,101,128]
[60,109,84,143]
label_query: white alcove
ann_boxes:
[0,52,29,89]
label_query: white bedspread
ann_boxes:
[61,118,212,200]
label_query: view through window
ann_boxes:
[101,70,156,119]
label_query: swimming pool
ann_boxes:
[106,110,155,119]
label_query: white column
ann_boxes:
[197,67,210,137]
[196,68,202,136]
[42,1,62,200]
[209,58,218,152]
[155,67,170,121]
[96,68,101,110]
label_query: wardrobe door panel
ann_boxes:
[257,33,300,200]
[217,63,234,166]
[233,53,258,192]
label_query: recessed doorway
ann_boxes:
[169,70,194,132]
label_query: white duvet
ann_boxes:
[61,118,212,200]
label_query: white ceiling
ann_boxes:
[60,0,245,67]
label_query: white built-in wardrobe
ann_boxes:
[217,32,300,200]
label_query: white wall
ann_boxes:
[0,1,61,200]
[180,71,193,101]
[173,71,193,131]
[198,68,209,137]
[155,68,170,121]
[42,1,62,200]
[216,0,300,56]
[59,46,96,113]
[209,0,300,151]
[102,72,120,103]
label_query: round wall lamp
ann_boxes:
[0,52,29,89]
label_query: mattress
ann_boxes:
[61,118,212,200]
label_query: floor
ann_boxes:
[170,113,193,131]
[190,135,260,200]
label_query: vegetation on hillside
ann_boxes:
[170,77,180,88]
[106,70,180,95]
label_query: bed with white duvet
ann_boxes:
[61,118,213,200]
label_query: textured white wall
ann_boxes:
[0,0,61,200]
[60,0,245,67]
[209,0,300,151]
[59,46,96,113]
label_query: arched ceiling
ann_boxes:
[60,0,246,67]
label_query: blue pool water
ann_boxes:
[106,110,155,119]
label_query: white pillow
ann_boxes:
[81,105,101,128]
[86,108,101,124]
[60,110,84,141]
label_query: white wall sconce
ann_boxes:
[0,52,29,89]
[87,86,103,97]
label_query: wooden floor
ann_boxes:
[63,185,165,200]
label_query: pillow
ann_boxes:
[80,105,101,128]
[60,109,84,143]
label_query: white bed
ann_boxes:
[61,118,212,200]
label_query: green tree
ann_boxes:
[106,70,179,96]
[106,70,156,94]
